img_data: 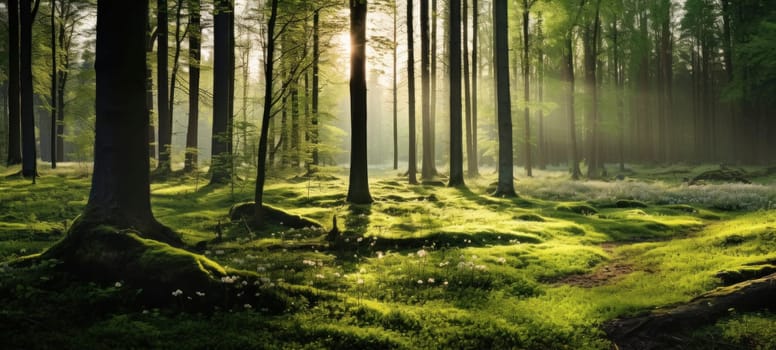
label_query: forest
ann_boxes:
[1,0,775,348]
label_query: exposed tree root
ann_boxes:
[604,273,776,349]
[689,168,751,185]
[35,219,322,311]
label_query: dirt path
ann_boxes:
[554,243,638,288]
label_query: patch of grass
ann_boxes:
[1,166,775,348]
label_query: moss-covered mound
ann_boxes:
[38,219,309,312]
[229,202,322,229]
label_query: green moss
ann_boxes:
[555,202,599,215]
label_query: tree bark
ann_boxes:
[312,10,320,167]
[346,0,373,203]
[184,0,201,172]
[448,0,465,187]
[69,0,180,245]
[565,35,581,180]
[471,0,478,175]
[407,0,418,184]
[146,18,157,161]
[209,0,233,184]
[20,0,37,178]
[421,0,435,180]
[167,0,185,169]
[492,0,513,195]
[156,0,171,173]
[522,0,532,177]
[7,0,22,166]
[605,273,776,350]
[463,0,476,178]
[254,0,279,222]
[50,0,57,169]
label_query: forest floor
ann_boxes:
[0,163,775,349]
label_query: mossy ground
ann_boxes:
[1,163,774,349]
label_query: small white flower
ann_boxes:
[417,249,428,258]
[357,237,363,242]
[356,278,364,285]
[171,289,183,297]
[497,257,506,264]
[428,278,435,284]
[244,304,252,309]
[315,274,325,279]
[114,282,122,288]
[196,291,206,297]
[417,279,423,284]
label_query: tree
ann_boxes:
[156,0,171,173]
[391,1,397,170]
[6,0,22,166]
[521,0,538,177]
[448,0,465,187]
[347,0,372,203]
[583,0,601,178]
[407,0,418,184]
[471,0,479,175]
[48,0,181,245]
[564,0,584,180]
[492,0,514,196]
[312,8,320,166]
[420,0,435,179]
[167,0,187,171]
[254,0,279,221]
[210,0,233,184]
[463,0,476,177]
[20,0,37,178]
[184,0,200,172]
[49,0,57,169]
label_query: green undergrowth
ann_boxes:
[1,164,774,348]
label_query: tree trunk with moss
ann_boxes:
[46,0,182,249]
[605,273,776,349]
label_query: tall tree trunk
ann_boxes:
[209,0,232,184]
[429,0,438,174]
[291,82,300,168]
[77,0,180,244]
[407,0,418,184]
[312,9,320,167]
[613,19,625,172]
[55,7,67,163]
[471,0,478,174]
[522,0,532,177]
[146,19,157,162]
[584,0,601,178]
[346,0,373,203]
[184,0,200,172]
[492,0,513,195]
[167,0,185,170]
[537,13,546,170]
[254,0,278,221]
[448,0,465,187]
[660,0,672,164]
[391,3,398,170]
[50,0,57,169]
[421,0,435,180]
[6,0,22,166]
[20,0,37,179]
[156,0,171,173]
[565,35,581,180]
[463,0,476,177]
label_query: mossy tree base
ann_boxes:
[604,273,776,349]
[39,219,303,311]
